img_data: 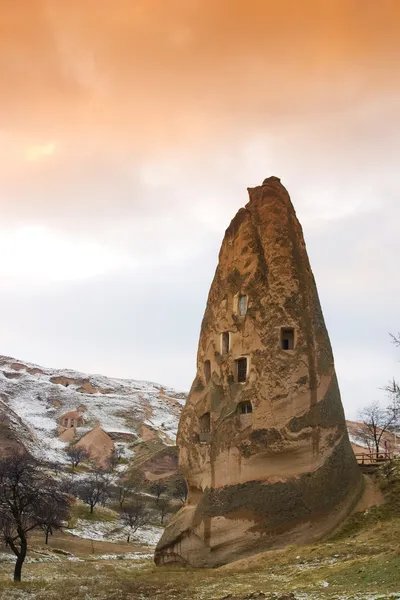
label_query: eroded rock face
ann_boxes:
[75,426,114,468]
[155,177,362,567]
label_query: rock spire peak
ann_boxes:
[155,181,362,568]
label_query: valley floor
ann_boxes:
[1,515,400,600]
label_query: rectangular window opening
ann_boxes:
[236,357,247,383]
[238,295,248,316]
[221,332,230,354]
[238,401,252,415]
[199,412,211,443]
[281,328,294,350]
[200,412,211,433]
[204,360,211,383]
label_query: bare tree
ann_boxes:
[106,450,120,473]
[169,473,188,504]
[382,332,400,445]
[383,378,400,435]
[389,332,400,348]
[0,452,68,582]
[111,471,148,510]
[157,497,171,525]
[120,497,150,542]
[66,446,89,471]
[149,480,167,505]
[49,461,63,476]
[36,483,70,544]
[358,401,396,460]
[112,480,134,510]
[75,470,112,514]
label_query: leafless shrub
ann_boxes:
[169,472,188,504]
[156,497,172,524]
[74,469,113,513]
[149,480,167,505]
[0,451,69,582]
[66,446,89,471]
[120,496,151,542]
[358,401,396,459]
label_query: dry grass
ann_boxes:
[27,530,151,557]
[68,501,118,526]
[1,464,400,599]
[1,516,400,600]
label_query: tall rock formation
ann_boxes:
[155,177,363,567]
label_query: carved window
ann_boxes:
[281,328,294,350]
[200,412,211,433]
[237,400,252,415]
[204,360,211,383]
[236,357,247,383]
[221,332,230,354]
[238,295,248,316]
[199,412,211,443]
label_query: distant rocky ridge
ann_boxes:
[0,355,185,469]
[0,353,393,490]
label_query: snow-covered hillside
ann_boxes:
[0,355,186,464]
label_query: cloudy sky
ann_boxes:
[0,0,399,418]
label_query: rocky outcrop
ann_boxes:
[59,409,85,428]
[0,395,34,456]
[141,446,179,481]
[75,426,114,468]
[10,362,44,375]
[50,376,77,387]
[0,354,184,463]
[155,177,363,567]
[59,427,76,443]
[50,376,100,393]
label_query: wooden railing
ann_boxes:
[354,452,394,465]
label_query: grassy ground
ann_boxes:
[1,466,400,600]
[68,501,119,526]
[1,517,399,599]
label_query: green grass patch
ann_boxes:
[68,501,118,526]
[65,463,91,475]
[333,459,400,540]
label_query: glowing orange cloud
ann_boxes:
[0,0,398,150]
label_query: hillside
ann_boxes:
[1,460,400,599]
[1,353,399,599]
[0,355,186,466]
[1,352,398,471]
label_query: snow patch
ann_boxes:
[0,355,186,465]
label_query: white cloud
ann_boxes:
[0,226,132,285]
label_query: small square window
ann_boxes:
[200,412,211,433]
[199,412,211,443]
[238,401,252,415]
[236,357,247,383]
[281,328,294,350]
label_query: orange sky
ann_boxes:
[0,1,399,415]
[1,0,399,148]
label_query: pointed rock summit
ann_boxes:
[155,178,362,567]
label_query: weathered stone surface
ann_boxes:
[155,177,363,567]
[59,409,85,428]
[75,426,114,467]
